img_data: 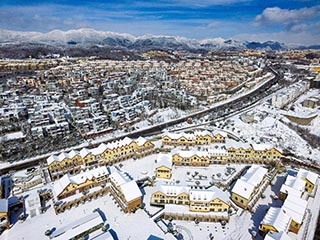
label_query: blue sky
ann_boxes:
[0,0,319,45]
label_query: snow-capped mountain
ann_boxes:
[0,28,289,51]
[0,28,319,58]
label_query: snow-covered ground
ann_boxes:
[3,144,320,239]
[219,101,320,163]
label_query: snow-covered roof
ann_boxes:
[51,212,103,240]
[53,174,72,197]
[136,136,147,146]
[241,165,268,188]
[265,231,292,240]
[175,150,209,158]
[163,132,195,140]
[91,231,114,240]
[157,185,190,197]
[297,169,318,185]
[80,148,91,158]
[120,180,142,202]
[281,195,307,224]
[280,175,305,198]
[47,155,59,165]
[106,137,133,149]
[261,207,291,233]
[190,186,229,204]
[251,144,272,151]
[53,167,110,197]
[91,143,108,155]
[208,146,228,155]
[156,154,172,169]
[225,140,251,149]
[194,130,212,137]
[232,179,255,200]
[109,169,132,187]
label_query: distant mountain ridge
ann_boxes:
[0,28,319,58]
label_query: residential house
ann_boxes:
[297,169,318,193]
[155,154,172,179]
[279,175,305,201]
[259,207,291,235]
[109,169,142,213]
[231,165,268,209]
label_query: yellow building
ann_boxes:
[162,132,195,146]
[189,188,230,213]
[47,137,155,180]
[155,154,172,179]
[53,166,110,200]
[227,143,282,163]
[162,130,227,146]
[282,195,307,234]
[297,169,318,193]
[231,179,254,209]
[151,185,230,214]
[194,130,214,145]
[251,144,282,161]
[260,207,291,235]
[0,199,9,230]
[136,136,155,153]
[279,175,305,201]
[109,169,142,213]
[151,185,190,206]
[211,131,227,143]
[231,165,268,209]
[172,151,210,167]
[48,150,83,180]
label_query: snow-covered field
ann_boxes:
[217,101,320,163]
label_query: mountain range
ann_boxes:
[0,28,319,58]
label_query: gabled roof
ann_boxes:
[261,207,291,233]
[163,132,195,140]
[156,154,172,169]
[53,174,73,197]
[53,166,110,197]
[91,143,107,155]
[232,179,255,200]
[47,155,59,165]
[194,130,212,137]
[158,185,190,197]
[241,165,268,188]
[211,130,228,137]
[281,195,307,224]
[297,169,318,185]
[120,180,142,202]
[280,175,305,198]
[251,144,272,151]
[109,169,132,187]
[80,148,91,158]
[136,136,147,146]
[190,186,229,204]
